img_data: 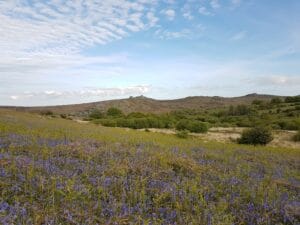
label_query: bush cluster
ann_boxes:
[40,110,54,116]
[87,101,299,132]
[277,119,300,131]
[285,96,300,103]
[88,109,104,119]
[238,127,273,145]
[176,119,208,133]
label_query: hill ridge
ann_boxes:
[1,93,291,115]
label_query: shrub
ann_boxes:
[131,118,149,129]
[99,119,117,127]
[127,112,146,118]
[188,121,209,133]
[176,130,189,138]
[227,105,252,116]
[176,120,208,133]
[252,99,264,105]
[60,114,67,119]
[238,127,273,145]
[107,107,123,117]
[285,96,300,103]
[89,109,104,119]
[176,119,189,131]
[116,118,133,128]
[146,117,165,128]
[270,97,282,104]
[292,130,300,142]
[277,119,300,130]
[40,110,54,116]
[236,118,252,127]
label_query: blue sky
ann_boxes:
[0,0,299,106]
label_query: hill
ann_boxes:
[0,93,285,115]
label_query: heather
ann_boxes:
[0,110,299,224]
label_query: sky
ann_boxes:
[0,0,300,106]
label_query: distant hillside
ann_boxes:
[0,93,286,115]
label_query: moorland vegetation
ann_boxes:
[81,97,300,144]
[0,109,299,224]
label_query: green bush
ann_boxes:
[131,118,149,129]
[252,99,264,105]
[116,118,134,128]
[107,107,123,117]
[127,112,146,118]
[176,120,208,133]
[60,114,67,119]
[188,121,209,133]
[176,119,189,131]
[238,127,273,145]
[99,119,117,127]
[285,96,300,103]
[227,105,252,116]
[270,97,282,104]
[292,130,300,142]
[89,109,104,119]
[40,110,54,116]
[277,119,300,130]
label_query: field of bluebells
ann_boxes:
[0,110,299,224]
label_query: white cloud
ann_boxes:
[0,0,157,55]
[146,12,159,27]
[182,4,193,20]
[0,52,128,75]
[155,24,205,40]
[210,0,220,9]
[231,31,247,41]
[162,9,176,21]
[155,29,192,39]
[199,7,212,16]
[265,76,300,86]
[163,0,176,4]
[10,96,20,100]
[231,0,241,6]
[183,11,193,20]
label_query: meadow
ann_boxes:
[0,110,299,224]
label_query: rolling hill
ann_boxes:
[0,93,286,115]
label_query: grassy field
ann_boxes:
[0,110,299,224]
